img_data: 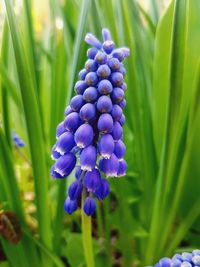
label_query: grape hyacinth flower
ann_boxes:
[12,131,25,148]
[50,28,130,216]
[147,250,200,267]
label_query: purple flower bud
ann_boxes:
[85,72,98,86]
[114,140,126,159]
[70,95,85,111]
[51,144,61,160]
[80,103,96,122]
[83,87,98,102]
[98,79,113,95]
[119,64,126,76]
[159,258,172,267]
[98,134,114,159]
[95,178,110,200]
[64,197,78,214]
[68,181,83,200]
[64,106,73,116]
[111,88,124,103]
[85,59,98,72]
[119,99,126,109]
[80,145,97,171]
[94,51,107,64]
[182,253,192,262]
[193,250,200,256]
[74,80,87,94]
[111,72,124,86]
[107,57,120,71]
[51,164,64,179]
[64,112,81,132]
[12,132,25,147]
[102,28,111,41]
[84,169,101,192]
[112,121,123,141]
[192,255,200,265]
[75,166,82,180]
[97,96,112,113]
[79,69,87,80]
[55,132,75,155]
[117,159,127,177]
[121,83,127,91]
[111,104,123,121]
[87,47,99,59]
[171,259,182,267]
[172,254,183,261]
[99,153,119,177]
[56,121,66,139]
[97,64,111,78]
[112,49,124,62]
[54,153,76,177]
[119,114,125,126]
[85,33,102,49]
[120,47,130,58]
[98,114,113,133]
[103,40,115,54]
[74,124,94,148]
[83,197,96,216]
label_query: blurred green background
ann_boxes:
[0,0,200,266]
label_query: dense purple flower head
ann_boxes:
[50,28,129,216]
[147,250,200,267]
[12,131,25,148]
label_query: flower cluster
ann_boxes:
[12,131,25,147]
[51,28,129,216]
[147,250,200,267]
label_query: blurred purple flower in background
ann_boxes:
[12,131,25,148]
[51,28,130,216]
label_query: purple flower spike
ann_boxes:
[85,33,102,49]
[98,134,114,159]
[83,87,98,102]
[74,124,94,148]
[95,178,110,200]
[56,121,66,139]
[83,197,96,216]
[80,103,96,122]
[64,197,78,214]
[114,140,126,159]
[97,96,113,113]
[68,181,83,200]
[85,72,98,86]
[51,29,130,215]
[117,160,127,177]
[12,131,25,147]
[80,145,97,171]
[98,79,113,95]
[64,112,81,132]
[98,114,113,133]
[54,153,76,177]
[84,169,101,192]
[102,28,111,41]
[99,153,119,177]
[55,132,75,155]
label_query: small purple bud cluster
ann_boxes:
[51,28,130,216]
[147,250,200,267]
[12,131,25,147]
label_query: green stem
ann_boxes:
[81,190,95,267]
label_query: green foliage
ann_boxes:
[0,0,200,266]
